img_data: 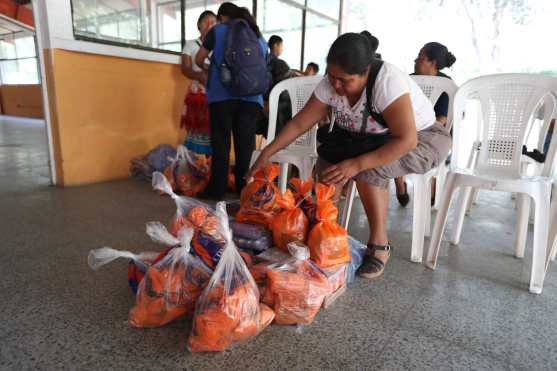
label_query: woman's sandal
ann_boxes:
[396,182,410,207]
[358,244,392,279]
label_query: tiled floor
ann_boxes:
[1,119,557,370]
[0,115,51,194]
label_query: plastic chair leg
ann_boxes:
[411,176,427,263]
[514,193,530,259]
[434,163,448,211]
[529,184,551,294]
[450,186,472,245]
[548,193,557,261]
[465,187,479,215]
[249,150,261,168]
[425,177,432,237]
[426,172,458,269]
[279,163,289,194]
[340,180,357,230]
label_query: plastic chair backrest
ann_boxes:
[266,75,323,152]
[411,75,459,130]
[452,73,557,177]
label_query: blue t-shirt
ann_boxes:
[203,23,267,106]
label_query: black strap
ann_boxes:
[365,59,387,127]
[195,39,202,47]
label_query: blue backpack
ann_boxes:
[220,19,270,97]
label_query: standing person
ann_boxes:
[303,62,319,76]
[249,33,451,279]
[394,42,457,206]
[180,11,217,156]
[268,35,283,59]
[195,3,269,200]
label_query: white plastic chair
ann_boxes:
[513,96,557,258]
[465,95,557,213]
[340,76,458,263]
[426,73,557,294]
[250,75,322,193]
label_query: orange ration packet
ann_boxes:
[307,183,351,268]
[271,189,309,251]
[235,164,282,227]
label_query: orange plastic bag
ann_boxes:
[307,183,351,268]
[271,189,309,251]
[235,164,282,227]
[188,205,274,352]
[289,178,317,225]
[265,242,330,325]
[128,223,212,328]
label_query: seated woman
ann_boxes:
[249,33,451,279]
[394,42,457,206]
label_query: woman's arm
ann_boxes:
[181,54,206,84]
[195,47,210,71]
[322,94,418,184]
[248,95,329,177]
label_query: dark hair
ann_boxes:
[306,62,319,73]
[217,2,238,19]
[360,30,379,54]
[422,42,456,70]
[197,10,216,29]
[326,33,374,75]
[268,35,283,50]
[218,4,262,38]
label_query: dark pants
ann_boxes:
[207,100,260,197]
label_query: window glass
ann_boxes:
[257,0,303,70]
[303,11,337,72]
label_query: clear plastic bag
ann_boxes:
[153,171,226,269]
[235,164,282,227]
[88,229,170,294]
[264,242,331,325]
[188,202,274,352]
[271,189,309,251]
[128,223,212,328]
[161,145,210,196]
[307,183,351,268]
[346,236,367,283]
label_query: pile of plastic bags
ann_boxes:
[89,166,369,353]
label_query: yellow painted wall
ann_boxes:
[46,49,188,186]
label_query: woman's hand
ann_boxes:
[245,151,270,181]
[321,158,362,185]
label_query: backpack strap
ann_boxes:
[365,59,387,127]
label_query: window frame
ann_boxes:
[66,0,343,66]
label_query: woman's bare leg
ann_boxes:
[356,179,390,263]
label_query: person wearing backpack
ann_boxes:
[194,3,269,200]
[248,33,451,280]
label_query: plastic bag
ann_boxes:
[271,189,309,251]
[264,242,330,325]
[307,183,351,268]
[162,145,210,196]
[230,221,270,240]
[346,236,367,283]
[288,178,316,225]
[188,202,274,352]
[153,172,226,269]
[130,144,176,180]
[88,243,166,295]
[235,164,282,227]
[128,223,212,328]
[233,234,272,252]
[321,264,348,293]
